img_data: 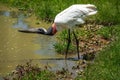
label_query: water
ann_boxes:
[0,5,77,76]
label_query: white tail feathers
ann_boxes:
[85,4,97,15]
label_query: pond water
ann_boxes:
[0,5,77,76]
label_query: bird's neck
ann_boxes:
[44,23,57,36]
[51,23,57,34]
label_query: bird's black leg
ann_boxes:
[73,30,80,59]
[65,29,71,59]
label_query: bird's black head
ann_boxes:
[37,27,54,36]
[37,26,57,35]
[37,28,47,34]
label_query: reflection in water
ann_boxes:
[13,13,28,29]
[0,11,28,29]
[35,35,57,57]
[0,11,17,18]
[0,8,76,76]
[3,11,10,17]
[0,11,10,17]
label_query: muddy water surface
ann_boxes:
[0,4,77,76]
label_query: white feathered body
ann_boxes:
[54,4,97,31]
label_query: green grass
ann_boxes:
[0,0,120,23]
[21,70,55,80]
[96,26,112,40]
[54,29,76,54]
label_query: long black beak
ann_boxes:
[18,27,55,36]
[18,28,41,33]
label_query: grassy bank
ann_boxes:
[4,62,56,80]
[80,25,120,80]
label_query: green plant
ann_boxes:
[1,0,120,23]
[4,62,56,80]
[54,30,76,54]
[96,26,112,40]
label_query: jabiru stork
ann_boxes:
[18,4,97,59]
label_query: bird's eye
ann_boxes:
[38,29,42,31]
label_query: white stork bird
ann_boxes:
[19,4,97,59]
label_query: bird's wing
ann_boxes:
[54,5,86,24]
[78,4,97,16]
[54,4,97,28]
